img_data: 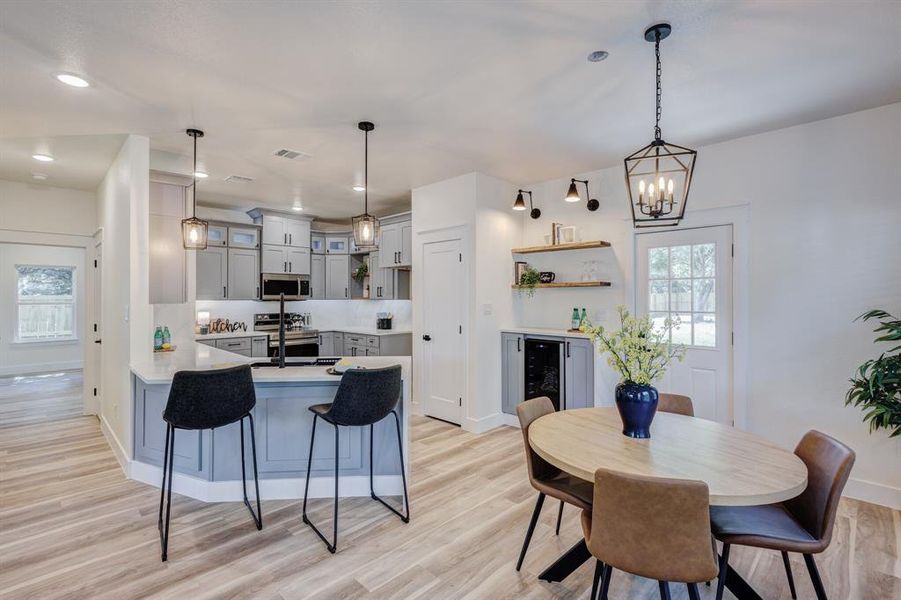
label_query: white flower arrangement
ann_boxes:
[580,305,686,385]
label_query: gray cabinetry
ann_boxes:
[287,247,310,275]
[326,254,350,299]
[318,331,335,356]
[378,217,412,268]
[216,337,251,356]
[564,338,594,410]
[252,336,267,357]
[310,254,325,299]
[261,245,309,275]
[311,235,325,254]
[197,246,228,300]
[207,224,228,247]
[369,251,395,299]
[227,248,260,300]
[501,333,525,415]
[134,381,211,478]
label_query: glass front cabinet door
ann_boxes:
[207,225,228,247]
[228,227,261,249]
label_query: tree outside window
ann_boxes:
[16,265,76,341]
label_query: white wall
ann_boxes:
[96,135,151,465]
[0,243,86,375]
[411,172,521,432]
[0,179,97,237]
[514,102,901,508]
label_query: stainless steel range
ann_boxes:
[253,312,319,358]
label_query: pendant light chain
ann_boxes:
[191,132,198,217]
[364,127,369,216]
[654,31,662,141]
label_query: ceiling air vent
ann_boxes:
[273,148,310,160]
[225,175,254,184]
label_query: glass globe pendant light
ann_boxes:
[352,121,379,250]
[181,128,209,249]
[623,23,696,228]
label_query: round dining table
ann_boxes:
[528,407,808,600]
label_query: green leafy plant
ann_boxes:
[517,266,541,297]
[845,309,901,437]
[352,262,369,282]
[580,305,686,385]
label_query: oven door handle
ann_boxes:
[270,338,318,347]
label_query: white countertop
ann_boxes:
[501,327,592,339]
[131,342,411,385]
[327,327,412,336]
[195,331,264,341]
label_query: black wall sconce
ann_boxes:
[512,189,541,219]
[565,178,599,211]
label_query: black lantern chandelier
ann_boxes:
[352,121,379,250]
[512,189,540,219]
[181,128,208,249]
[624,23,696,228]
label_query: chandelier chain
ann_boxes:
[654,31,662,141]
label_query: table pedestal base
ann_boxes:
[537,542,763,600]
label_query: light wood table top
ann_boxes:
[529,407,808,507]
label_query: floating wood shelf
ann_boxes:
[511,240,611,254]
[511,281,611,289]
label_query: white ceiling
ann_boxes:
[1,1,900,219]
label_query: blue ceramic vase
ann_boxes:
[614,382,659,439]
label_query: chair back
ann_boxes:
[515,397,560,486]
[784,430,855,546]
[164,365,256,430]
[324,365,402,426]
[658,393,694,417]
[585,468,719,584]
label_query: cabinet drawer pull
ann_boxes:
[223,286,227,297]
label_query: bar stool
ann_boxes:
[658,393,694,417]
[302,365,409,553]
[158,365,262,562]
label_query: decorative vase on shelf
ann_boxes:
[614,382,659,438]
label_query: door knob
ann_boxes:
[422,334,431,341]
[94,339,102,344]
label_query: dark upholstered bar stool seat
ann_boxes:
[302,365,409,554]
[158,365,262,562]
[710,430,855,600]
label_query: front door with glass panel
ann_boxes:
[636,225,733,424]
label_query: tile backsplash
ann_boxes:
[194,299,412,331]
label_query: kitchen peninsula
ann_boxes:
[129,342,410,502]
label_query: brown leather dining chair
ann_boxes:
[710,430,855,600]
[657,393,694,417]
[582,468,719,599]
[514,397,593,571]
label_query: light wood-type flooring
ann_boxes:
[0,370,83,428]
[0,378,898,599]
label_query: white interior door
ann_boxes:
[636,225,733,423]
[421,238,464,424]
[91,239,102,413]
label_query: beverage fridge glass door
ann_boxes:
[524,339,563,410]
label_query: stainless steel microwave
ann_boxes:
[260,273,310,300]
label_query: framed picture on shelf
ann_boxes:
[514,261,528,284]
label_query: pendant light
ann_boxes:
[512,189,540,219]
[564,178,599,211]
[181,128,208,249]
[623,23,696,228]
[352,121,379,250]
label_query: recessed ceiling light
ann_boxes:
[292,206,303,212]
[32,154,54,162]
[353,185,366,192]
[587,50,609,62]
[194,171,208,178]
[32,173,48,180]
[55,73,90,88]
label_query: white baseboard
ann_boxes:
[844,477,901,510]
[499,413,518,428]
[463,412,508,434]
[128,460,404,502]
[99,414,129,473]
[0,359,83,376]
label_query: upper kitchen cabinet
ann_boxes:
[310,254,325,299]
[378,213,412,268]
[207,224,228,247]
[197,246,227,300]
[325,235,348,254]
[311,235,325,255]
[227,248,260,300]
[149,180,187,304]
[252,210,311,248]
[196,220,262,301]
[261,245,310,275]
[228,226,260,249]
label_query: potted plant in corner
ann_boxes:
[581,306,685,438]
[845,309,900,437]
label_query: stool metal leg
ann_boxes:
[369,410,410,523]
[159,425,175,562]
[302,414,339,553]
[158,423,170,536]
[240,414,263,530]
[555,500,564,535]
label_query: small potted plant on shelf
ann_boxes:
[517,266,540,297]
[352,263,369,282]
[581,305,685,438]
[845,309,900,438]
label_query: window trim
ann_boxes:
[14,264,78,344]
